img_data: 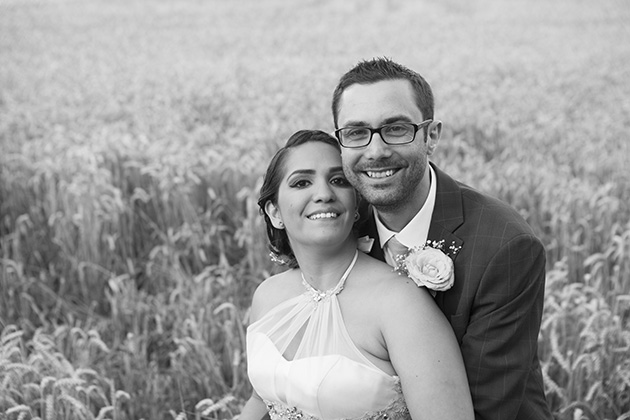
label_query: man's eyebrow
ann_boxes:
[383,115,413,124]
[341,115,413,127]
[341,120,369,127]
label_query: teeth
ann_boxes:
[366,169,395,178]
[308,212,338,220]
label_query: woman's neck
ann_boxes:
[293,241,358,291]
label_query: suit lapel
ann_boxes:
[363,209,385,262]
[427,163,464,249]
[427,163,465,307]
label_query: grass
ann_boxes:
[1,0,630,419]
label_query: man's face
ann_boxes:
[337,79,436,213]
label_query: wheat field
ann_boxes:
[1,0,629,419]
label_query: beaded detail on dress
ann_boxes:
[300,251,357,303]
[264,378,410,420]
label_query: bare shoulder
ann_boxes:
[360,264,456,353]
[252,271,290,297]
[355,255,438,310]
[249,270,300,324]
[380,274,439,314]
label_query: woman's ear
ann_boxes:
[265,200,284,229]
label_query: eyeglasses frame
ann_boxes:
[334,119,434,148]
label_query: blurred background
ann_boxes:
[1,0,629,419]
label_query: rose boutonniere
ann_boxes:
[357,235,375,253]
[395,240,460,292]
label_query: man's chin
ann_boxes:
[360,190,402,209]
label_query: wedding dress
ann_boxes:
[247,251,410,420]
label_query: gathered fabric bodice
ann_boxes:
[246,252,410,420]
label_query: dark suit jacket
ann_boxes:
[361,163,552,420]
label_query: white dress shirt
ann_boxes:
[375,165,437,266]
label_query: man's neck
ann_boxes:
[375,199,425,233]
[374,165,433,232]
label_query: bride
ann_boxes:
[240,130,473,420]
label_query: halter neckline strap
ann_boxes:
[300,250,359,303]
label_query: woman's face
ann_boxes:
[265,141,356,252]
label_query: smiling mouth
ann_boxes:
[366,169,396,179]
[308,212,339,220]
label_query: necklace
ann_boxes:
[300,250,359,303]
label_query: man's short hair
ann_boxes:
[332,57,435,128]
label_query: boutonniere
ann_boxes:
[395,240,461,292]
[357,235,375,253]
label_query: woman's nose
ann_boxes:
[313,180,335,202]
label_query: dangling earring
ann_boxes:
[269,252,289,266]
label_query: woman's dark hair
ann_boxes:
[257,130,341,268]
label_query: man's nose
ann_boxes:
[364,132,392,159]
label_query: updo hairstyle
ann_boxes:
[257,130,341,268]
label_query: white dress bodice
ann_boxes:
[246,252,410,420]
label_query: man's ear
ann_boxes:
[264,201,284,229]
[426,120,442,155]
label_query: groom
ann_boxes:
[332,58,552,420]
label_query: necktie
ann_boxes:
[385,236,408,267]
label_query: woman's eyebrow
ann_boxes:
[287,169,315,177]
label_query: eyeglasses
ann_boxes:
[335,120,433,148]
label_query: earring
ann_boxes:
[278,221,284,228]
[269,252,289,266]
[354,211,360,222]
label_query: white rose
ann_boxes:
[404,247,455,291]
